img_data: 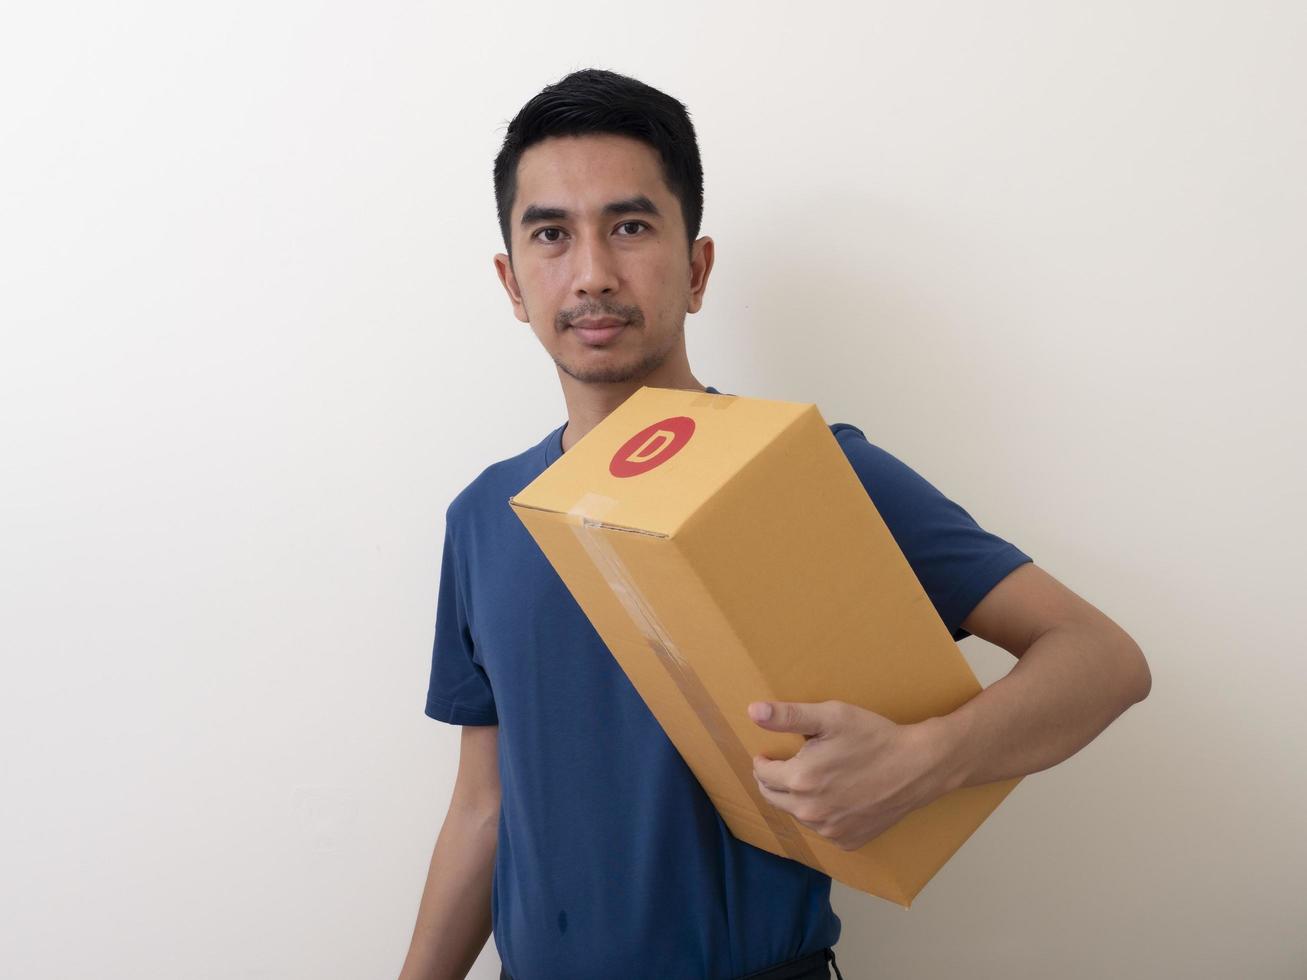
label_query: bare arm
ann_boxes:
[398,724,501,980]
[746,562,1152,853]
[930,561,1152,791]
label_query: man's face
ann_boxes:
[494,133,713,385]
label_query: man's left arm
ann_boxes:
[925,560,1152,794]
[749,562,1152,851]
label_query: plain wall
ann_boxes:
[2,2,1303,977]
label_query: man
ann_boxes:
[398,69,1151,980]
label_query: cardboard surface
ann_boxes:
[508,385,1020,907]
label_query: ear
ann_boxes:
[493,252,531,324]
[686,236,714,315]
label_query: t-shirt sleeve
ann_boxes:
[835,426,1033,642]
[424,508,498,726]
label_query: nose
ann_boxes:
[571,232,619,297]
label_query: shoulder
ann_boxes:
[827,420,1032,641]
[444,432,556,533]
[828,421,877,458]
[827,421,893,463]
[825,418,988,544]
[827,422,938,498]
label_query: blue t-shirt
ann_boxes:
[425,386,1032,979]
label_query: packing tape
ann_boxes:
[689,389,736,409]
[565,491,824,872]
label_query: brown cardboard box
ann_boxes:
[508,385,1020,908]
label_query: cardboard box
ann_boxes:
[507,385,1020,908]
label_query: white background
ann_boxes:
[2,2,1304,978]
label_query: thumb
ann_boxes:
[747,701,827,736]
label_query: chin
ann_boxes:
[558,356,650,386]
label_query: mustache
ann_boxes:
[558,304,644,329]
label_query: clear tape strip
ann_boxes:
[566,492,823,871]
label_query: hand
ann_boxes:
[748,700,952,852]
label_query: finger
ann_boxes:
[752,755,794,791]
[754,776,798,813]
[748,700,828,737]
[756,780,824,832]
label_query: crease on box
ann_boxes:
[564,489,825,874]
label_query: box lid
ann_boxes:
[509,385,813,535]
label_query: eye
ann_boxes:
[531,226,567,244]
[617,220,649,236]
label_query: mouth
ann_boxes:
[571,321,628,346]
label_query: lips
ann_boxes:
[571,320,628,345]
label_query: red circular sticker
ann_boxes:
[609,416,696,478]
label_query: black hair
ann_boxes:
[493,68,704,259]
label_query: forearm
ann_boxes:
[398,806,498,980]
[923,623,1151,796]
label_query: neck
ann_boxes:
[557,360,705,454]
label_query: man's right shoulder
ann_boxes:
[443,435,552,530]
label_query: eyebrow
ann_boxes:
[519,195,662,227]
